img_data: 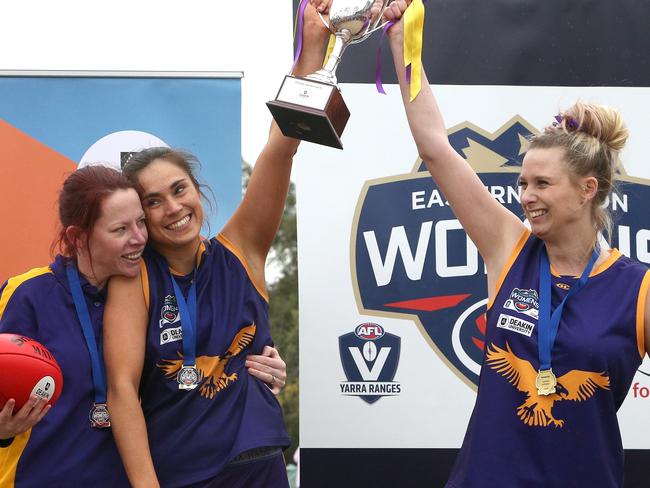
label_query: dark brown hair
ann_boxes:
[122,147,214,221]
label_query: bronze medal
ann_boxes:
[89,402,111,428]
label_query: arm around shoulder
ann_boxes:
[104,272,160,488]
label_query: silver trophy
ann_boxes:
[267,0,392,149]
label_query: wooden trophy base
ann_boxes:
[267,75,350,149]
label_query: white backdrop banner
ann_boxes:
[297,83,650,454]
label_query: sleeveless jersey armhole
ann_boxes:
[0,267,53,319]
[139,260,150,312]
[486,229,531,311]
[216,233,270,303]
[635,269,650,359]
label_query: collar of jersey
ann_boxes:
[550,248,622,278]
[168,239,207,277]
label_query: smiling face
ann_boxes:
[518,147,593,242]
[83,188,147,286]
[137,158,204,255]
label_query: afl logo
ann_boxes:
[355,323,384,340]
[556,283,571,290]
[339,322,401,404]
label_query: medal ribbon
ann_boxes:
[66,264,107,404]
[169,269,197,368]
[538,246,599,371]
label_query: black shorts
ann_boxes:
[184,448,289,488]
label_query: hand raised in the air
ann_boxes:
[383,0,410,24]
[308,0,332,14]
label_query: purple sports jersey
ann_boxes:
[139,234,290,487]
[0,256,129,487]
[446,231,650,488]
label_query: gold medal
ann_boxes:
[536,369,557,396]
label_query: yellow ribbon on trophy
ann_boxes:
[403,0,425,101]
[324,34,336,67]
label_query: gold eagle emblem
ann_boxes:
[486,342,610,428]
[157,323,256,399]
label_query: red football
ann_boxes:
[0,334,63,411]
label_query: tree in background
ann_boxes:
[243,161,299,462]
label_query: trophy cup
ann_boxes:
[267,0,392,149]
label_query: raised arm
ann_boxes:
[385,2,525,294]
[104,273,160,488]
[222,2,330,285]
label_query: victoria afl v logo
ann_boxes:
[351,116,650,387]
[339,323,401,404]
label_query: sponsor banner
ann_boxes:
[297,83,650,455]
[0,73,241,282]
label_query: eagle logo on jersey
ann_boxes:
[157,323,256,399]
[486,342,610,428]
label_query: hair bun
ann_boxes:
[563,102,629,151]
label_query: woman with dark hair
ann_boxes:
[103,5,330,487]
[383,2,650,486]
[0,165,147,486]
[0,159,287,486]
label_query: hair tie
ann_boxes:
[553,114,579,131]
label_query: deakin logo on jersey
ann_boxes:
[497,314,535,337]
[339,323,401,404]
[351,116,650,387]
[160,326,182,345]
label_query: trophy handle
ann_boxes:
[346,0,394,45]
[348,19,390,44]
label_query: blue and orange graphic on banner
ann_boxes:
[0,75,241,282]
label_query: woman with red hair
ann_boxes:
[0,165,146,486]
